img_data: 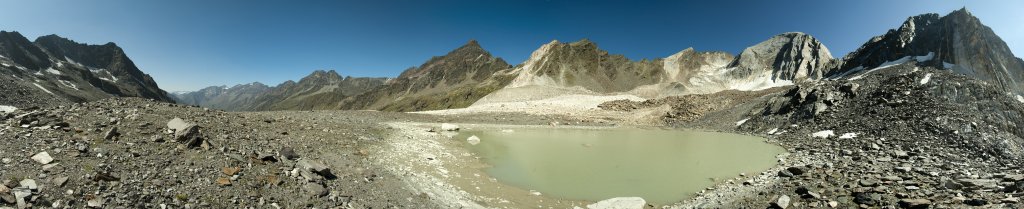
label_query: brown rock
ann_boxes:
[222,167,242,176]
[216,177,231,186]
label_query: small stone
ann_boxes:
[87,197,104,208]
[786,167,805,176]
[53,176,68,187]
[19,179,37,191]
[859,179,879,187]
[222,167,242,176]
[827,201,838,208]
[12,187,31,208]
[778,170,795,178]
[964,199,987,206]
[216,177,231,186]
[103,127,119,140]
[898,199,931,209]
[303,183,328,197]
[151,135,165,143]
[943,180,963,190]
[31,152,54,164]
[280,147,299,160]
[771,195,791,209]
[893,150,909,159]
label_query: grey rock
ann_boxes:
[103,127,119,140]
[280,147,299,160]
[778,169,795,178]
[898,199,931,209]
[303,183,328,197]
[18,179,36,191]
[31,152,53,164]
[771,195,791,209]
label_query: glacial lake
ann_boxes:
[455,128,785,205]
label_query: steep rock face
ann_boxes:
[0,31,172,104]
[506,39,664,93]
[173,70,387,111]
[730,32,834,81]
[339,40,513,111]
[832,8,1024,93]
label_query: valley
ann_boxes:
[1,7,1023,209]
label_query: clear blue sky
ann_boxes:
[0,0,1020,91]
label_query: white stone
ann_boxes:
[586,197,646,209]
[810,130,834,139]
[19,179,37,190]
[466,135,481,145]
[166,118,191,131]
[31,152,53,164]
[439,123,459,131]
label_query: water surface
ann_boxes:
[456,128,784,205]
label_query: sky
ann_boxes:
[0,0,1020,92]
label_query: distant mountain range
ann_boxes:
[1,8,1019,111]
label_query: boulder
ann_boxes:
[771,195,791,209]
[585,197,645,209]
[467,135,481,145]
[898,199,931,209]
[303,182,328,197]
[440,123,460,132]
[167,118,201,147]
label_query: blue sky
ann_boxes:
[0,0,1020,91]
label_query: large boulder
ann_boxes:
[167,118,201,148]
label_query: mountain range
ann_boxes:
[1,8,1019,112]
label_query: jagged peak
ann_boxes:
[569,38,596,47]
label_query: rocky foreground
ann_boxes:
[0,98,451,208]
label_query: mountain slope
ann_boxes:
[830,8,1024,93]
[338,40,513,111]
[0,31,172,106]
[172,70,387,111]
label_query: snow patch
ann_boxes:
[58,79,79,90]
[919,73,932,85]
[767,128,779,135]
[849,56,912,80]
[0,105,16,113]
[45,67,61,75]
[33,71,43,76]
[914,52,934,62]
[32,83,55,95]
[838,133,859,139]
[1,63,9,67]
[735,118,749,127]
[943,62,955,69]
[1017,95,1024,103]
[811,130,834,138]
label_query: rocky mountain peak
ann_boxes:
[730,32,833,80]
[832,8,1024,93]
